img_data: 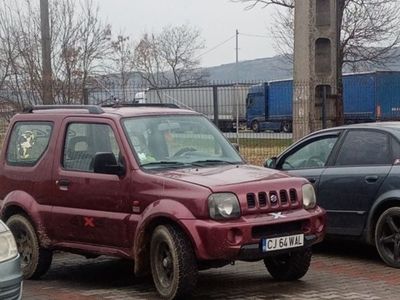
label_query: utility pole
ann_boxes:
[40,0,54,104]
[236,29,239,65]
[235,29,240,145]
[292,0,339,141]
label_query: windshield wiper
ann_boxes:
[141,161,188,168]
[190,159,241,166]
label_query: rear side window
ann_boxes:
[335,130,391,166]
[6,122,53,166]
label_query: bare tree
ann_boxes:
[77,0,112,103]
[133,33,168,88]
[133,25,207,88]
[158,25,207,86]
[110,34,135,101]
[234,0,400,72]
[0,0,112,107]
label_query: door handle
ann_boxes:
[307,177,316,184]
[56,179,70,187]
[365,175,378,183]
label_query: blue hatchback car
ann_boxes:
[0,219,22,300]
[266,122,400,268]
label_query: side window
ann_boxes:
[392,138,400,163]
[63,123,120,172]
[335,130,391,166]
[281,136,338,170]
[246,94,254,108]
[6,122,52,166]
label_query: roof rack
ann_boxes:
[24,105,104,114]
[101,103,180,109]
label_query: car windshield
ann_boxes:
[122,115,243,169]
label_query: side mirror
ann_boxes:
[264,157,277,169]
[232,143,240,152]
[93,152,125,176]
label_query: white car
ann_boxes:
[0,219,22,300]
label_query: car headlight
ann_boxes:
[208,193,241,220]
[302,183,317,209]
[0,230,18,263]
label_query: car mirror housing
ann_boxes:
[93,152,125,176]
[264,157,277,168]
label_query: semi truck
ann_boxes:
[246,71,400,132]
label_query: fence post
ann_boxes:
[322,85,327,128]
[213,86,219,128]
[83,88,89,105]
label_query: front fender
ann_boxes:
[1,190,52,247]
[132,199,201,275]
[134,199,197,248]
[365,190,400,244]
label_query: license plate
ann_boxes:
[261,234,304,252]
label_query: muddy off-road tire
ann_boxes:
[6,214,53,279]
[264,248,312,281]
[150,224,198,299]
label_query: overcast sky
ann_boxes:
[98,0,278,67]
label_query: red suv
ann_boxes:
[0,105,325,299]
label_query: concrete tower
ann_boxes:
[293,0,340,141]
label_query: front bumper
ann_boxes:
[182,206,325,261]
[0,255,23,300]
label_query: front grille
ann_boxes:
[269,191,279,207]
[280,190,288,204]
[246,188,300,211]
[258,192,267,207]
[0,282,22,300]
[289,189,297,203]
[252,221,304,238]
[247,193,256,208]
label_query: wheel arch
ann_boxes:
[2,204,27,222]
[1,192,52,248]
[366,194,400,244]
[133,215,197,276]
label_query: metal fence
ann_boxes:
[2,71,400,165]
[86,81,293,165]
[0,120,6,150]
[85,71,400,165]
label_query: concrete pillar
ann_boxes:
[293,0,339,141]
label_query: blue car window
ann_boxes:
[282,136,338,170]
[335,130,391,166]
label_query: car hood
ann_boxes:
[151,164,291,190]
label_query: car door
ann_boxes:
[319,129,393,236]
[276,132,342,189]
[51,118,132,248]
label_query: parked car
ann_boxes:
[0,219,23,300]
[0,104,325,299]
[265,122,400,268]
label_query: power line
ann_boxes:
[195,34,236,59]
[240,32,272,39]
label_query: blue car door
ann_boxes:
[318,129,392,236]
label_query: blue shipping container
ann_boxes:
[342,73,376,121]
[246,71,400,132]
[375,71,400,120]
[268,80,293,121]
